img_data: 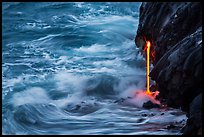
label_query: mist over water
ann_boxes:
[2,2,186,135]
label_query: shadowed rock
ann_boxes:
[143,100,160,109]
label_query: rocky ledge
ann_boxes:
[135,2,202,135]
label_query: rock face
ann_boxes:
[142,100,160,109]
[135,2,202,135]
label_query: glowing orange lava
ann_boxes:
[145,41,151,95]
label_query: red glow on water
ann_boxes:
[133,89,159,100]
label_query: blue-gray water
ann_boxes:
[2,2,187,135]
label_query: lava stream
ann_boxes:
[146,41,151,95]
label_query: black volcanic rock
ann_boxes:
[135,2,202,65]
[182,93,202,135]
[143,100,160,109]
[150,27,202,112]
[135,2,202,135]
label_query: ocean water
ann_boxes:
[2,2,187,135]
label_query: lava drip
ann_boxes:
[145,41,151,95]
[130,39,160,107]
[129,40,160,108]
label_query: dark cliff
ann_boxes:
[135,2,202,135]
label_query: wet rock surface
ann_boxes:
[64,101,101,116]
[143,100,160,109]
[135,2,202,135]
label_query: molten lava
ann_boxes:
[145,41,151,95]
[132,40,160,103]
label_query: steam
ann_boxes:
[119,85,160,108]
[129,90,160,107]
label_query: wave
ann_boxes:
[9,70,147,108]
[74,44,108,53]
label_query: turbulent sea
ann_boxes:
[2,2,187,135]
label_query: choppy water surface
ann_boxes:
[2,2,187,135]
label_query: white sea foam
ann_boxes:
[93,58,121,67]
[98,30,109,33]
[55,56,69,65]
[21,22,51,30]
[11,87,50,107]
[74,44,108,53]
[74,2,84,8]
[42,52,54,61]
[88,67,116,73]
[54,70,88,92]
[32,34,61,42]
[81,15,136,26]
[2,77,24,89]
